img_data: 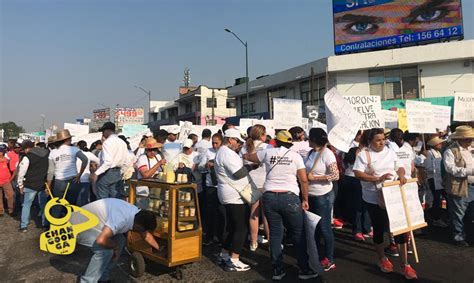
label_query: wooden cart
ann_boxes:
[127,179,202,279]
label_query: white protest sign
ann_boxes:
[343,95,385,130]
[453,92,474,122]
[432,105,451,132]
[128,128,152,151]
[178,121,194,142]
[122,124,148,138]
[273,98,302,130]
[324,88,363,153]
[382,110,398,129]
[383,181,426,235]
[74,132,103,148]
[64,123,90,143]
[406,100,436,134]
[239,119,256,133]
[304,211,322,273]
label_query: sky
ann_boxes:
[1,0,473,132]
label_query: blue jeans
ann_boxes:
[345,176,371,234]
[447,185,474,240]
[96,168,124,199]
[52,179,81,218]
[80,234,126,283]
[308,190,335,262]
[20,188,48,229]
[77,182,91,206]
[262,192,310,272]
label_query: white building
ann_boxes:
[227,40,474,122]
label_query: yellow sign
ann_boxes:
[398,109,408,132]
[40,183,99,255]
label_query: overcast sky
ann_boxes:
[1,0,473,131]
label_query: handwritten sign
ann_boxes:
[273,98,302,130]
[178,121,194,142]
[324,88,363,153]
[432,105,452,132]
[453,92,474,122]
[398,109,408,132]
[343,95,384,130]
[382,110,398,129]
[406,100,436,134]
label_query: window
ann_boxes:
[206,98,217,108]
[160,111,166,120]
[249,102,256,113]
[226,98,236,109]
[185,103,192,113]
[300,76,326,108]
[369,66,419,100]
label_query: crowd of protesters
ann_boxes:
[1,120,473,282]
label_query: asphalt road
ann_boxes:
[1,213,473,283]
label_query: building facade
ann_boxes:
[227,40,474,122]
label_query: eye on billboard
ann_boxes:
[333,0,464,55]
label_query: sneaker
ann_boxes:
[225,258,251,272]
[378,257,393,273]
[272,268,286,281]
[216,252,230,265]
[18,227,28,233]
[384,243,399,257]
[454,239,469,247]
[320,258,336,271]
[363,231,373,238]
[403,264,418,280]
[332,218,344,229]
[249,242,258,252]
[257,235,268,244]
[298,269,319,280]
[432,219,448,228]
[354,233,365,241]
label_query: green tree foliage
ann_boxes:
[0,121,25,140]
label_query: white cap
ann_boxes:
[169,126,180,135]
[224,128,245,143]
[183,138,194,149]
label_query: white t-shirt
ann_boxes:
[49,144,81,180]
[77,151,100,183]
[353,147,399,205]
[70,198,139,247]
[388,141,414,179]
[215,146,248,204]
[240,141,272,189]
[304,148,336,196]
[291,141,312,159]
[136,154,162,179]
[194,139,212,172]
[257,146,305,195]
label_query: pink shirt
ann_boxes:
[0,158,12,185]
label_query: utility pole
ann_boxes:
[211,89,215,125]
[310,67,314,105]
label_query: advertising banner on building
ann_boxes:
[114,107,144,129]
[343,95,384,130]
[92,108,110,130]
[453,92,474,121]
[333,0,464,55]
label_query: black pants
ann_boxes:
[366,201,408,245]
[223,203,249,255]
[428,178,447,220]
[205,186,226,242]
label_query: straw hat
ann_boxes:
[144,137,161,149]
[55,129,73,142]
[427,137,445,147]
[47,136,57,144]
[450,126,474,140]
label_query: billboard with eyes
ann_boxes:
[333,0,464,55]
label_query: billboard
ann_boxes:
[114,107,144,129]
[92,108,110,130]
[333,0,464,55]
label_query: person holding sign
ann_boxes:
[353,128,418,280]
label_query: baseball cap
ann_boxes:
[276,130,293,144]
[224,128,245,143]
[98,122,116,132]
[183,138,194,149]
[168,126,180,135]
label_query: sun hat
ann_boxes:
[427,137,445,147]
[55,129,73,142]
[450,125,474,140]
[145,137,161,149]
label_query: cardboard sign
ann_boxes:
[273,98,302,130]
[178,121,194,142]
[122,124,149,138]
[453,92,474,122]
[324,88,363,153]
[432,105,452,132]
[343,95,384,130]
[398,109,408,132]
[382,110,398,129]
[64,123,90,139]
[406,100,436,134]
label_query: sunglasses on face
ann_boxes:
[146,148,159,152]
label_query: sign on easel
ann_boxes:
[382,179,427,262]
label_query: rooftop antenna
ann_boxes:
[183,67,191,87]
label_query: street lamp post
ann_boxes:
[40,114,46,132]
[134,85,152,124]
[225,28,249,118]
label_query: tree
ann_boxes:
[0,121,25,141]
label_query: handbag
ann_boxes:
[225,175,261,205]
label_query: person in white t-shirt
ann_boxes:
[76,140,101,206]
[69,198,160,283]
[304,128,339,272]
[388,129,416,179]
[353,128,417,280]
[289,126,311,159]
[214,128,252,272]
[239,124,271,252]
[136,138,166,179]
[47,129,88,216]
[244,130,317,281]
